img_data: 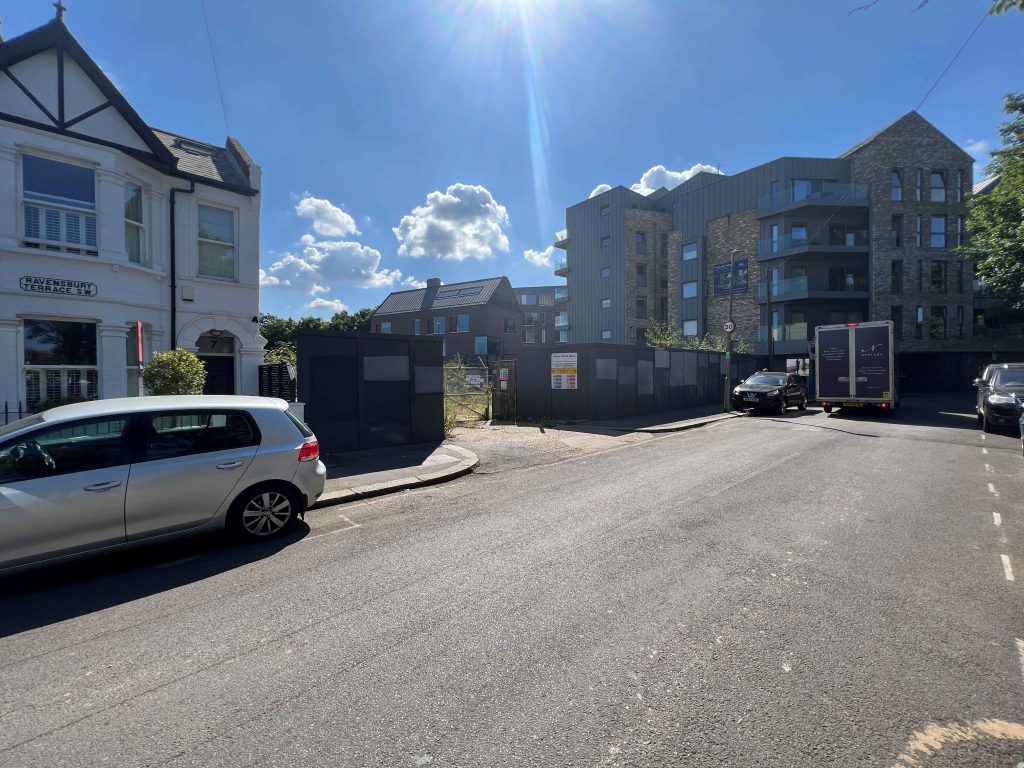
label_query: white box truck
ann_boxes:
[815,320,898,415]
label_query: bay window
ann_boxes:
[23,319,99,410]
[21,154,97,255]
[197,204,236,279]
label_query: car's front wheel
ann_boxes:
[229,484,301,540]
[982,409,996,434]
[797,395,807,411]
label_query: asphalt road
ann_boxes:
[1,395,1021,767]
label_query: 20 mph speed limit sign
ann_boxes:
[723,320,736,333]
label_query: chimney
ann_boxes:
[426,278,442,288]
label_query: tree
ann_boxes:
[142,348,206,395]
[258,313,297,348]
[961,92,1024,311]
[325,307,374,332]
[644,321,683,348]
[263,342,296,366]
[849,0,1021,14]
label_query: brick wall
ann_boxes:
[624,209,675,344]
[705,210,760,350]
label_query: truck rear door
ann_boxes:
[817,327,852,401]
[852,325,892,401]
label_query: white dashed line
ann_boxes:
[993,512,1002,527]
[988,482,1000,498]
[1001,554,1015,582]
[1016,639,1024,687]
[985,463,993,472]
[982,447,988,455]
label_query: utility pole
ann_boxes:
[723,249,738,411]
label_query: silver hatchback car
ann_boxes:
[0,396,326,573]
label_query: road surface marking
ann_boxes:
[1016,639,1024,687]
[982,447,989,454]
[985,463,993,472]
[1002,554,1015,582]
[982,434,986,440]
[989,482,999,497]
[891,719,1024,768]
[994,512,1002,527]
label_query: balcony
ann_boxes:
[757,276,809,302]
[757,231,869,259]
[554,229,569,249]
[554,260,569,278]
[554,313,569,329]
[758,322,809,343]
[757,274,869,303]
[554,287,569,302]
[757,182,869,217]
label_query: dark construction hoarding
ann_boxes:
[853,324,892,399]
[817,327,851,400]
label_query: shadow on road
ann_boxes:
[0,523,310,639]
[825,393,982,431]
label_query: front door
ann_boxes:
[200,355,235,394]
[124,409,259,539]
[0,416,130,569]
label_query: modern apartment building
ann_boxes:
[512,285,569,347]
[553,112,1023,387]
[0,13,264,413]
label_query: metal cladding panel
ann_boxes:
[615,347,637,417]
[637,356,655,414]
[297,333,359,453]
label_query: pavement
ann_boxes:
[1,393,1022,767]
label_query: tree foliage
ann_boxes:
[644,321,683,349]
[681,333,751,354]
[259,308,376,363]
[961,92,1024,311]
[142,348,207,395]
[263,342,297,366]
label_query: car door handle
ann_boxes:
[83,480,122,492]
[216,461,245,470]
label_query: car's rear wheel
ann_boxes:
[229,484,300,540]
[823,405,832,414]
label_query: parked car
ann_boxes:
[1019,413,1024,457]
[975,363,1024,424]
[731,371,807,414]
[977,366,1024,433]
[0,396,326,573]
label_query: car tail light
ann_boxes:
[880,403,889,409]
[820,402,829,407]
[298,439,320,462]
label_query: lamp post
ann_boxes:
[723,249,738,411]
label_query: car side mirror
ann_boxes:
[973,378,983,387]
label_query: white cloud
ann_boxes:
[524,245,556,268]
[963,139,990,159]
[630,163,722,196]
[403,275,428,289]
[258,268,281,287]
[295,194,360,237]
[393,183,510,261]
[306,297,349,313]
[589,184,612,198]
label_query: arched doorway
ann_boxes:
[196,331,237,394]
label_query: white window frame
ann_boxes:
[21,317,100,410]
[196,202,238,282]
[19,151,99,256]
[124,180,146,265]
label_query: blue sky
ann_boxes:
[6,0,1023,318]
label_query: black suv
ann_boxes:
[732,371,808,415]
[977,365,1024,433]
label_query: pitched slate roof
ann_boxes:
[152,129,253,191]
[374,277,520,316]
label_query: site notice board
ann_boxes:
[551,352,578,390]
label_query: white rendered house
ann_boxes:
[0,12,265,416]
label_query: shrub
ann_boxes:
[142,348,207,395]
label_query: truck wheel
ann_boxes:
[823,406,832,414]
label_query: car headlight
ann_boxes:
[733,388,741,395]
[769,389,781,397]
[988,394,1016,404]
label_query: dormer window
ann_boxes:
[21,154,97,256]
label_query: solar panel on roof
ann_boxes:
[458,286,483,296]
[436,289,460,298]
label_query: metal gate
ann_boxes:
[491,359,516,421]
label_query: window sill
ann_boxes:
[193,274,240,284]
[8,245,165,277]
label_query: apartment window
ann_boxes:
[474,336,488,355]
[770,224,780,253]
[956,170,964,202]
[636,297,647,320]
[600,329,612,341]
[414,318,421,336]
[636,262,647,288]
[524,312,539,326]
[600,204,610,217]
[930,171,946,202]
[930,215,946,248]
[915,215,922,247]
[890,170,903,201]
[554,286,568,301]
[917,260,923,292]
[21,154,98,255]
[682,280,697,299]
[792,179,812,202]
[600,236,610,248]
[930,261,947,293]
[659,268,668,290]
[448,314,469,333]
[957,215,967,246]
[521,293,537,306]
[929,306,946,339]
[558,330,569,343]
[432,316,445,335]
[682,320,698,337]
[635,231,647,255]
[539,293,554,306]
[504,318,515,334]
[915,305,924,339]
[890,215,903,247]
[957,260,965,293]
[682,242,697,261]
[380,322,392,334]
[600,267,611,279]
[124,182,144,264]
[891,306,903,340]
[523,328,537,344]
[915,169,923,201]
[197,204,236,280]
[891,260,903,294]
[791,224,808,242]
[601,298,611,310]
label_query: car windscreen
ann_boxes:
[992,370,1024,387]
[744,375,785,386]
